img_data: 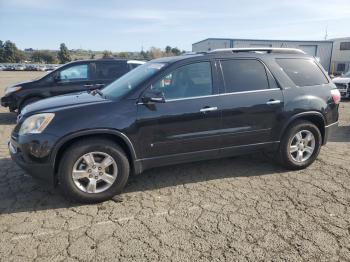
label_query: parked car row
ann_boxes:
[332,71,350,98]
[2,49,340,203]
[0,63,60,72]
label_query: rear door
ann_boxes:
[217,58,284,151]
[92,61,129,89]
[51,62,94,96]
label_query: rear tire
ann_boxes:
[58,138,130,203]
[278,120,322,170]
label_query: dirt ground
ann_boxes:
[0,71,349,261]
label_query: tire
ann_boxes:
[58,138,130,203]
[19,97,41,113]
[278,120,322,170]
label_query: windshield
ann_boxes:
[102,62,166,99]
[343,71,350,78]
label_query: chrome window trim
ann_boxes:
[137,88,281,104]
[325,121,338,128]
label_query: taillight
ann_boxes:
[331,89,341,104]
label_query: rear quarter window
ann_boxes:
[95,61,129,80]
[276,58,328,87]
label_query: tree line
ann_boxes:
[0,40,186,64]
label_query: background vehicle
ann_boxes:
[1,58,145,112]
[9,48,340,203]
[332,71,350,98]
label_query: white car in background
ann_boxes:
[333,71,350,98]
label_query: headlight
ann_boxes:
[19,113,55,135]
[5,86,22,95]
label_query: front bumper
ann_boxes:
[323,121,339,145]
[1,95,17,111]
[9,133,59,186]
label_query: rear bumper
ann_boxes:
[323,121,338,145]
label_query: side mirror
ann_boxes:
[142,91,165,104]
[53,72,60,82]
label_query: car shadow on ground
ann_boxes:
[0,112,16,125]
[0,152,286,215]
[328,126,350,142]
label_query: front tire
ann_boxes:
[278,120,322,170]
[58,138,130,203]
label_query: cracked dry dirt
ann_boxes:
[0,71,349,262]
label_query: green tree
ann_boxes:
[90,53,95,59]
[1,40,24,63]
[117,52,129,58]
[102,50,113,58]
[0,40,3,62]
[148,47,163,59]
[165,45,172,54]
[171,47,181,56]
[31,50,57,64]
[57,43,71,64]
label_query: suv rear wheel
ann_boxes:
[58,138,130,203]
[278,120,322,170]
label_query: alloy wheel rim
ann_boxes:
[72,152,118,194]
[289,130,316,163]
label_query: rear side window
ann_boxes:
[220,59,269,93]
[276,59,328,86]
[95,61,129,80]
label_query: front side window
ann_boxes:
[220,59,269,93]
[150,62,213,100]
[59,64,88,81]
[276,58,328,86]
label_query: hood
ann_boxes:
[11,80,34,87]
[21,92,110,116]
[332,77,350,84]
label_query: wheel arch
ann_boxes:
[280,112,326,144]
[52,129,139,185]
[18,95,45,109]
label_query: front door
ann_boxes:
[51,62,95,96]
[136,61,221,162]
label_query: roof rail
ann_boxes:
[209,47,306,55]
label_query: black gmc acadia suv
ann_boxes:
[1,58,144,112]
[9,48,340,203]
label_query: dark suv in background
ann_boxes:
[1,59,144,112]
[9,48,340,203]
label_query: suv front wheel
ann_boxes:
[58,138,130,203]
[278,120,322,170]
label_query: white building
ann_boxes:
[192,38,334,72]
[329,37,350,74]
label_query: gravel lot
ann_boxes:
[0,71,349,261]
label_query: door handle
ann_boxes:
[266,100,281,105]
[84,84,94,87]
[200,106,218,113]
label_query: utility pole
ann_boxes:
[324,26,328,40]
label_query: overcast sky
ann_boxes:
[1,0,350,52]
